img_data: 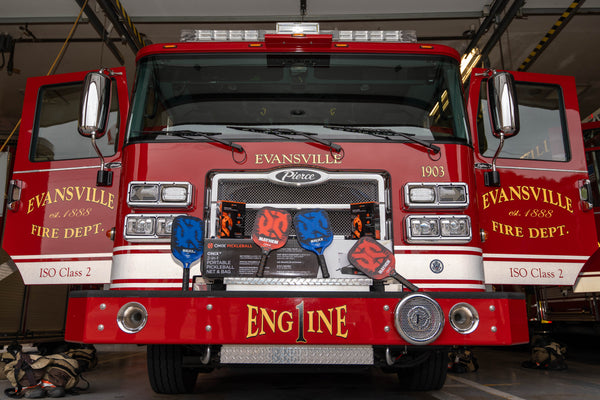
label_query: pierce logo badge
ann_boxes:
[271,169,326,186]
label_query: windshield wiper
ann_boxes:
[227,126,343,154]
[325,125,440,154]
[139,129,244,153]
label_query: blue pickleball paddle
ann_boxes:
[171,216,204,291]
[294,209,333,278]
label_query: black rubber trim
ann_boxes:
[69,289,524,300]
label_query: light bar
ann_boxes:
[181,29,260,42]
[180,23,417,43]
[337,30,416,43]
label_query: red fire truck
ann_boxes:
[3,23,597,392]
[524,120,600,331]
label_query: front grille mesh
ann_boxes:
[217,179,379,204]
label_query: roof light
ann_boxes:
[276,22,320,34]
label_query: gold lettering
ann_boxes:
[509,186,521,201]
[482,192,490,210]
[54,187,66,202]
[492,220,524,237]
[282,154,293,164]
[335,305,348,338]
[27,197,35,214]
[316,309,334,335]
[529,186,541,201]
[247,305,259,338]
[278,311,293,333]
[260,308,277,335]
[41,191,53,207]
[65,187,74,201]
[75,186,86,200]
[307,310,316,333]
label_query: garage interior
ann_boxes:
[2,1,600,398]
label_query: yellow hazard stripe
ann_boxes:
[517,0,584,71]
[114,0,146,48]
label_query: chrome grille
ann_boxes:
[217,179,379,204]
[208,169,388,239]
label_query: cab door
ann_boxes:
[3,68,128,284]
[468,68,597,286]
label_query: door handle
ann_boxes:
[7,179,22,211]
[579,179,594,212]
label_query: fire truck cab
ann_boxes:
[3,23,596,393]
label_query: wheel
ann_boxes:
[147,344,198,394]
[397,349,448,391]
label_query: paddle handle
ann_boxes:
[391,271,418,292]
[256,252,268,277]
[317,254,330,279]
[182,265,190,291]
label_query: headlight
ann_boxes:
[124,214,184,241]
[405,183,468,208]
[406,215,471,243]
[409,217,439,237]
[126,216,155,236]
[128,182,192,208]
[440,217,470,237]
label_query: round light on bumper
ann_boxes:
[449,303,479,334]
[117,302,148,334]
[394,294,444,345]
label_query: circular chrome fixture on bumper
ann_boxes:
[449,303,479,334]
[117,302,148,334]
[394,294,444,345]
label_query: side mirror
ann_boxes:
[78,71,111,139]
[78,71,113,186]
[485,71,520,187]
[488,71,519,138]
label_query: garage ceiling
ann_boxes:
[1,0,600,143]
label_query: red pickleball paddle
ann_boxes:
[252,207,292,277]
[347,236,418,291]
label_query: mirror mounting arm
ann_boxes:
[91,133,112,186]
[484,70,520,187]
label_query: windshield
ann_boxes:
[127,53,468,144]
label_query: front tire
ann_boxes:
[147,344,198,394]
[397,349,448,391]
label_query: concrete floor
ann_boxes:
[2,335,600,399]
